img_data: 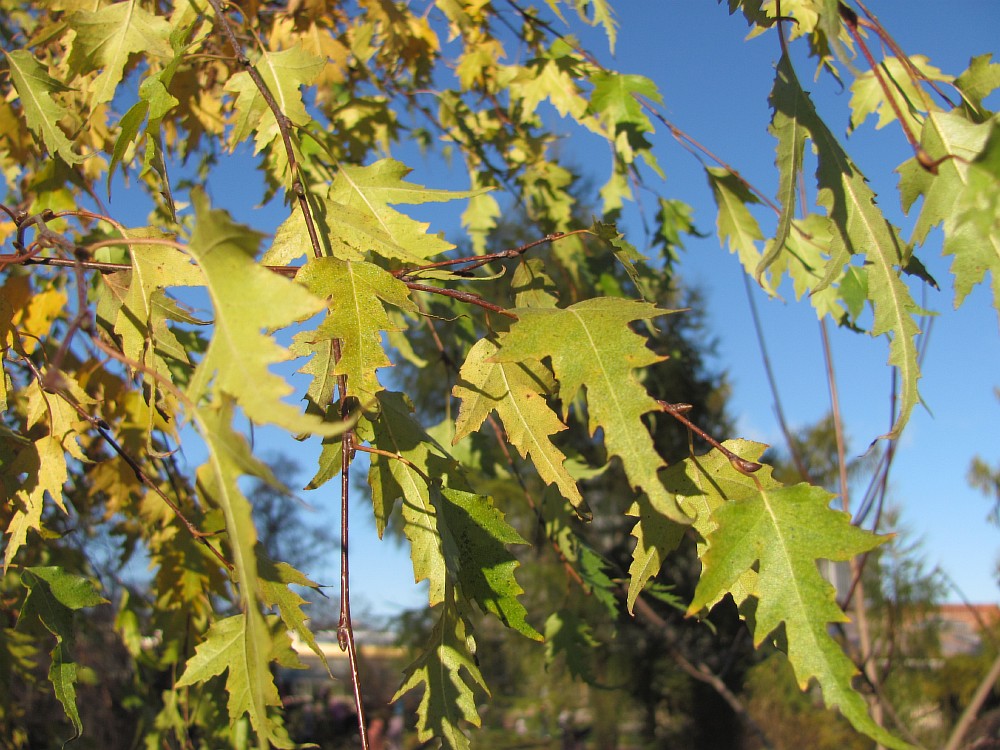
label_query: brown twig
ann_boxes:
[741,274,813,482]
[405,282,518,319]
[838,4,944,173]
[657,400,762,476]
[19,358,233,571]
[203,0,324,261]
[393,229,587,279]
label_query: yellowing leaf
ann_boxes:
[453,338,585,512]
[707,166,765,276]
[113,228,203,376]
[3,50,81,164]
[225,45,325,150]
[187,400,291,746]
[369,392,450,603]
[184,191,342,436]
[329,159,484,263]
[67,0,172,107]
[5,436,67,570]
[491,297,688,608]
[295,257,416,404]
[900,113,1000,318]
[849,56,949,136]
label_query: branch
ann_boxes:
[630,595,776,750]
[944,651,1000,750]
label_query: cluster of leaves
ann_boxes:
[0,0,997,748]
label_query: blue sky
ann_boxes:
[109,1,1000,616]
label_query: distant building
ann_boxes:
[932,603,1000,657]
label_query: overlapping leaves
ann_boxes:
[491,297,687,608]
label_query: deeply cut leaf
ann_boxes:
[185,190,343,436]
[393,596,487,750]
[453,338,585,513]
[492,297,688,608]
[689,482,910,750]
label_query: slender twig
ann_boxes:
[394,230,587,279]
[353,445,431,484]
[657,401,761,476]
[405,282,518,319]
[630,595,775,750]
[741,274,813,482]
[20,358,232,570]
[839,4,946,173]
[850,1,956,110]
[202,0,324,261]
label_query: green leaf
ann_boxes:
[666,441,780,609]
[492,298,689,609]
[899,113,1000,318]
[453,338,585,514]
[772,55,922,439]
[257,551,329,675]
[393,597,488,750]
[437,487,542,640]
[17,567,107,740]
[67,0,172,108]
[955,54,1000,119]
[544,611,598,682]
[113,227,203,377]
[225,44,325,150]
[761,57,807,282]
[849,56,949,136]
[951,124,1000,317]
[175,614,292,748]
[187,401,290,746]
[328,159,485,263]
[369,392,451,603]
[706,166,765,276]
[688,483,911,750]
[184,190,343,436]
[590,71,660,127]
[294,257,416,405]
[590,220,651,299]
[3,50,81,164]
[589,71,662,173]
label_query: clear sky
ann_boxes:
[113,1,1000,617]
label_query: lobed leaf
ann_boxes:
[393,597,488,750]
[225,45,325,151]
[67,0,172,108]
[186,401,290,746]
[184,190,343,436]
[771,55,922,439]
[453,338,585,513]
[3,50,81,164]
[899,113,1000,320]
[491,297,689,608]
[437,487,541,640]
[688,482,910,749]
[295,257,416,405]
[17,568,107,740]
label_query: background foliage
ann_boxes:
[1,0,998,748]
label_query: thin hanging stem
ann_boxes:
[741,274,813,481]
